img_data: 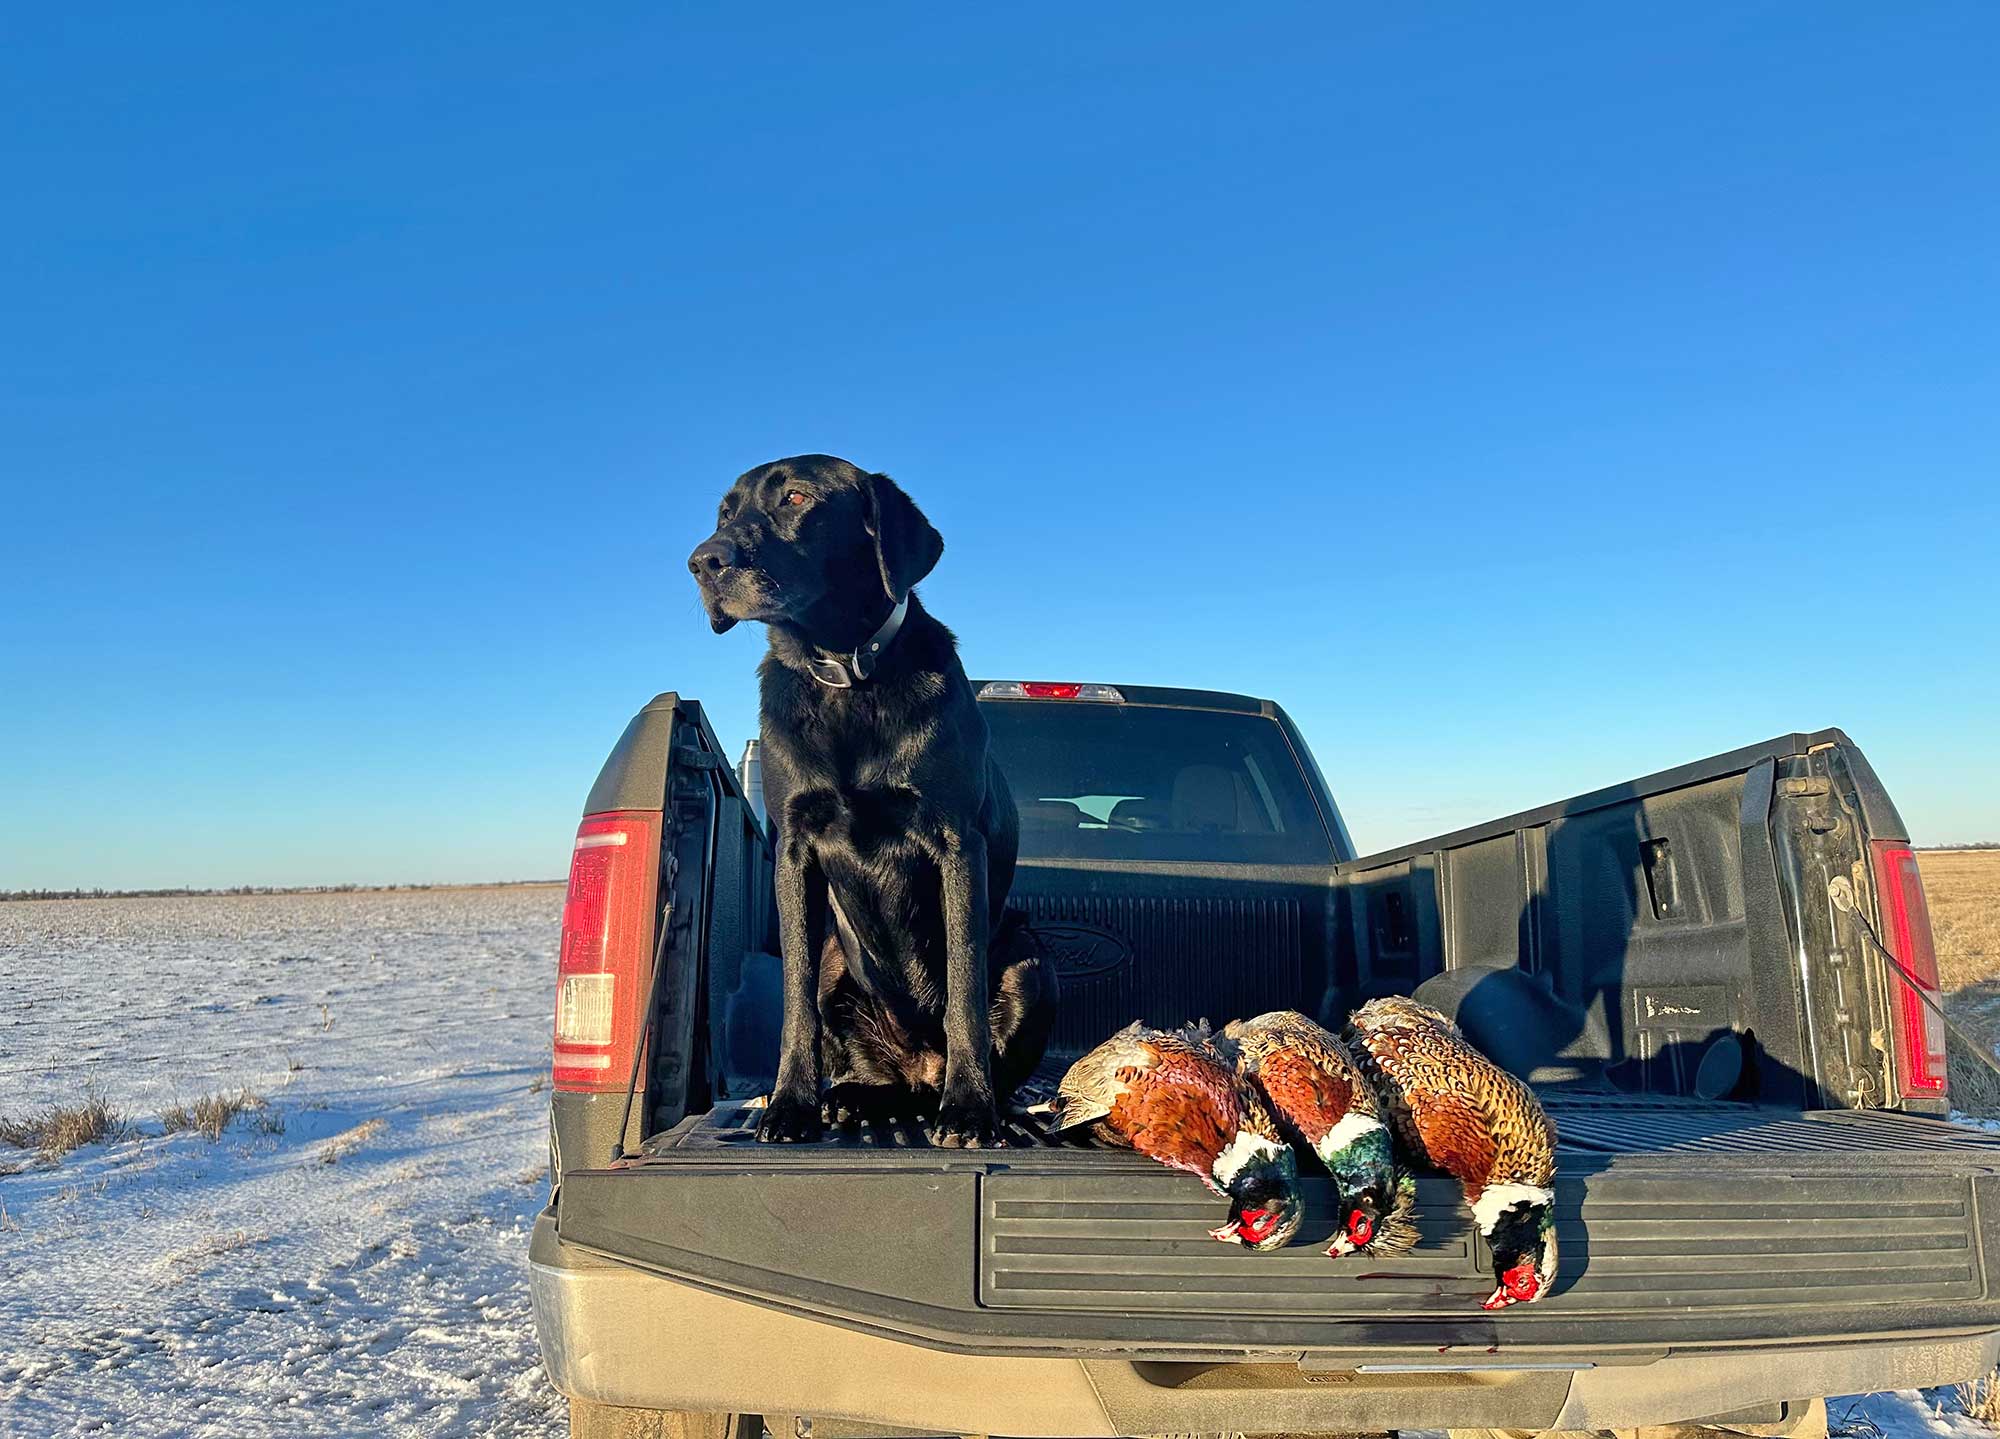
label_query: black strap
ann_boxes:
[805,594,908,689]
[1833,881,2000,1084]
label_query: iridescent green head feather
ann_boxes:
[1321,1121,1418,1258]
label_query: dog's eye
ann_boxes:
[782,490,810,508]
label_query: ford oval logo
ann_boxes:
[1033,921,1132,979]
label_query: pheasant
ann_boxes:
[1344,996,1560,1308]
[1219,1010,1417,1258]
[1045,1021,1303,1251]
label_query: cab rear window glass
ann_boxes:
[980,702,1333,864]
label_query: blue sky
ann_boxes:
[2,4,1996,889]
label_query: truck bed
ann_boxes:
[553,1097,2000,1361]
[537,699,1991,1430]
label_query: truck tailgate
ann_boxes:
[555,1097,2000,1359]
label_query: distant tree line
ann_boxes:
[1925,842,2000,851]
[1,880,562,902]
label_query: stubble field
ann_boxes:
[1930,850,2000,997]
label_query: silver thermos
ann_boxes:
[737,739,768,830]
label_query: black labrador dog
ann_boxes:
[688,455,1055,1147]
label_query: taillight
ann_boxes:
[1871,841,1946,1099]
[977,681,1124,702]
[552,812,660,1092]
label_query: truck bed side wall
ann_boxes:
[552,694,775,1179]
[1330,729,1899,1107]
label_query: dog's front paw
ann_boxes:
[930,1090,1004,1149]
[758,1091,823,1144]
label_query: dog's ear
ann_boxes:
[862,472,943,602]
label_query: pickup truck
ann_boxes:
[529,682,2000,1439]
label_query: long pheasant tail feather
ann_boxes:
[1043,1095,1110,1135]
[1371,1173,1421,1257]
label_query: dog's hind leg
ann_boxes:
[987,913,1058,1106]
[819,963,933,1129]
[823,1081,929,1129]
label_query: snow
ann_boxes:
[1834,1390,1998,1439]
[0,888,569,1437]
[5,888,1999,1438]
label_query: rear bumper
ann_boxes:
[530,1213,2000,1435]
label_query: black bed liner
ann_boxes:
[556,1098,2000,1360]
[640,1093,2000,1160]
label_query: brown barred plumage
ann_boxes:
[1049,1021,1303,1251]
[1219,1010,1417,1258]
[1344,996,1560,1307]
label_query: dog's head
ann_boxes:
[688,455,944,636]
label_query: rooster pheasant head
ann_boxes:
[1327,1172,1420,1259]
[1317,1115,1419,1258]
[1205,1131,1304,1252]
[1476,1186,1559,1309]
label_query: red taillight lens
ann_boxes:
[1871,841,1946,1099]
[552,812,660,1092]
[977,681,1125,702]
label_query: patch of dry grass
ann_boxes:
[1931,850,2000,1116]
[1961,1369,2000,1424]
[0,1091,126,1158]
[1925,850,2000,995]
[316,1117,386,1165]
[160,1090,267,1142]
[1829,1397,1886,1439]
[160,1229,268,1282]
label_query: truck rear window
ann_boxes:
[980,702,1334,864]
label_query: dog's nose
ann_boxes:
[688,537,741,577]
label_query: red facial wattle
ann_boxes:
[1482,1259,1541,1309]
[1346,1208,1374,1247]
[1237,1207,1277,1244]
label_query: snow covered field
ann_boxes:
[1,886,1994,1439]
[0,888,568,1437]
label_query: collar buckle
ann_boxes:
[807,594,908,690]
